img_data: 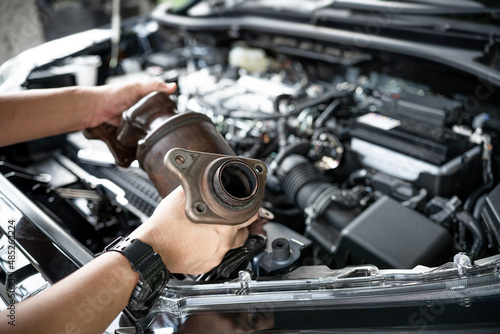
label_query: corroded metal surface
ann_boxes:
[164,148,267,225]
[137,112,234,197]
[85,91,266,224]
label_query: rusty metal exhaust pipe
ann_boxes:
[164,148,266,224]
[84,91,266,225]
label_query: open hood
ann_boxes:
[1,1,500,332]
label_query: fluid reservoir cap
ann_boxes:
[229,46,268,73]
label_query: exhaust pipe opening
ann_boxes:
[215,161,258,205]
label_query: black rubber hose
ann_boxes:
[278,155,328,207]
[348,169,373,187]
[464,158,494,212]
[273,140,310,173]
[292,88,350,115]
[455,210,486,260]
[472,193,488,221]
[277,154,359,231]
[314,98,341,129]
[259,137,280,158]
[461,157,493,246]
[464,180,493,212]
[230,88,351,120]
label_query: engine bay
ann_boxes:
[1,8,500,322]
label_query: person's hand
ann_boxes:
[130,186,255,275]
[86,80,177,128]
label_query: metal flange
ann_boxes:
[164,148,267,225]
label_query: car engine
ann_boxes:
[1,5,500,330]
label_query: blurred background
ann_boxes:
[0,0,174,66]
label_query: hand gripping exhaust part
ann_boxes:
[84,91,267,224]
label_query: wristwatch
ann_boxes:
[105,236,169,317]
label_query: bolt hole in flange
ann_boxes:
[217,161,258,203]
[195,202,205,213]
[255,165,264,174]
[175,154,185,165]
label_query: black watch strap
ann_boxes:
[105,236,169,316]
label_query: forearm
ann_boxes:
[0,186,251,332]
[0,81,177,147]
[0,87,95,147]
[0,252,139,334]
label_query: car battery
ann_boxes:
[350,112,481,197]
[379,92,461,128]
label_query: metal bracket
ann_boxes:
[164,148,267,225]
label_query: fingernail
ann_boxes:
[166,82,177,89]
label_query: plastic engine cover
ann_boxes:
[337,196,452,269]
